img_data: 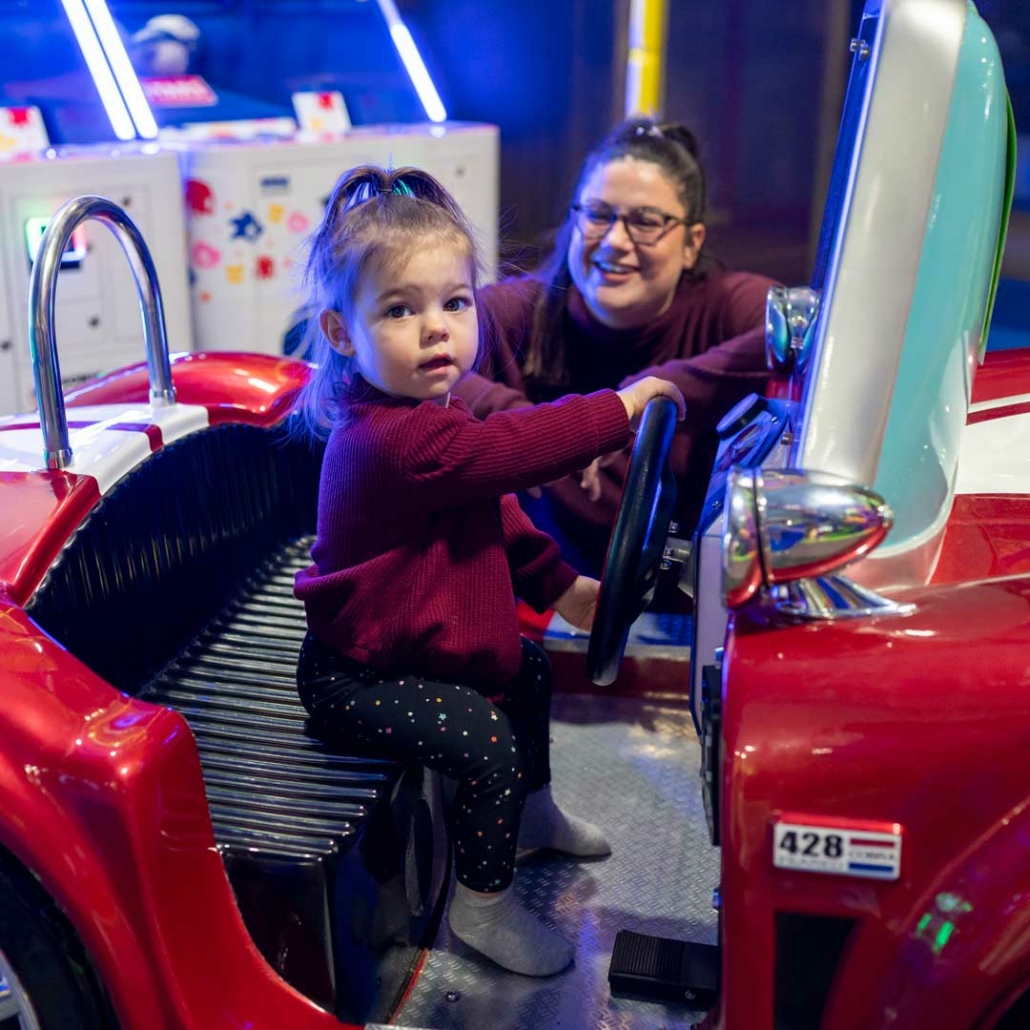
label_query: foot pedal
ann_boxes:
[608,930,719,1008]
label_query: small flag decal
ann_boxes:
[773,819,902,881]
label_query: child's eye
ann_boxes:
[386,304,412,318]
[443,296,472,312]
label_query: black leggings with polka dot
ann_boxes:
[297,633,553,892]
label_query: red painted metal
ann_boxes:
[0,353,310,607]
[715,577,1030,1028]
[64,351,311,427]
[967,399,1030,425]
[0,600,349,1029]
[933,494,1030,584]
[971,347,1030,404]
[6,336,1030,1028]
[0,355,362,1026]
[0,471,101,608]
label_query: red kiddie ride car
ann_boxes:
[0,0,1027,1027]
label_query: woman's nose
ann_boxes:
[601,215,633,248]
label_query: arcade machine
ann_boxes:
[113,2,498,356]
[0,0,192,417]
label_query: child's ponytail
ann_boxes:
[292,164,482,439]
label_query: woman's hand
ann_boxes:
[579,459,602,501]
[553,575,600,631]
[616,375,685,430]
[579,449,623,501]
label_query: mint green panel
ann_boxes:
[874,2,1008,550]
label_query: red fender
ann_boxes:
[839,799,1030,1028]
[0,600,345,1030]
[717,575,1030,1029]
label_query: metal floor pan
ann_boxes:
[396,692,718,1030]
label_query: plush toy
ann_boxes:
[128,14,201,77]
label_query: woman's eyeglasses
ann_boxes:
[571,202,690,245]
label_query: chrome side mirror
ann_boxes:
[765,286,820,375]
[723,468,900,617]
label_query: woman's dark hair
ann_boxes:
[293,164,480,438]
[523,117,708,397]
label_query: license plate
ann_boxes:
[773,820,902,880]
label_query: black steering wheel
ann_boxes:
[586,396,679,686]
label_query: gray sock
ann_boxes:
[517,785,612,857]
[448,882,574,976]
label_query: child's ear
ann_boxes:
[319,309,354,356]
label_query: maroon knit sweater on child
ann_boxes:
[294,386,630,688]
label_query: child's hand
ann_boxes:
[553,575,600,632]
[616,376,685,429]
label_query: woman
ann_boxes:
[454,117,776,576]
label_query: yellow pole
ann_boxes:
[625,0,668,119]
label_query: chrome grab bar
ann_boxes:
[27,195,176,470]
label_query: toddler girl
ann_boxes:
[293,165,684,976]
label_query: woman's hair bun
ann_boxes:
[610,117,700,161]
[656,122,700,160]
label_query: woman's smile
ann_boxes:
[569,157,692,329]
[591,257,639,281]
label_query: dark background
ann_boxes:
[5,0,1030,302]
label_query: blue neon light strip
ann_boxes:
[60,0,136,140]
[375,0,447,123]
[83,0,158,139]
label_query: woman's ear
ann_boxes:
[319,309,354,356]
[682,223,707,270]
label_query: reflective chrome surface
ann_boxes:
[849,36,871,60]
[722,467,762,608]
[660,536,694,595]
[758,469,893,583]
[764,286,821,374]
[770,575,915,620]
[28,195,176,470]
[722,467,895,613]
[0,948,41,1029]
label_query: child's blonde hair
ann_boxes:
[295,164,481,437]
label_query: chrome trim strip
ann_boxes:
[770,575,915,620]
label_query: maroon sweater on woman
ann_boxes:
[456,270,774,566]
[295,387,629,687]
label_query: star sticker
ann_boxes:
[229,210,263,242]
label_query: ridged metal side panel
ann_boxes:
[139,536,437,1024]
[142,536,401,857]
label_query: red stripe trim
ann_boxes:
[111,422,163,451]
[850,837,897,848]
[0,419,163,451]
[0,419,98,433]
[968,400,1030,425]
[972,348,1030,403]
